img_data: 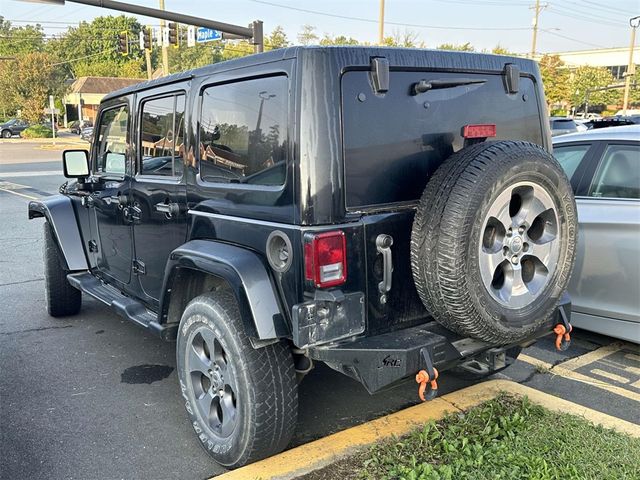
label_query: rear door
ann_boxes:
[130,87,188,306]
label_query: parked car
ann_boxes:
[70,120,93,135]
[553,125,639,343]
[550,117,579,136]
[80,126,93,142]
[28,46,577,468]
[0,118,29,138]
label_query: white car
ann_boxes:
[553,125,640,343]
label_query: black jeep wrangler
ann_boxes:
[29,46,576,468]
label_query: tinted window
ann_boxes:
[95,105,128,175]
[553,144,591,182]
[342,71,543,208]
[199,75,288,185]
[139,94,185,177]
[552,119,576,129]
[589,144,640,199]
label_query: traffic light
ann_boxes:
[168,22,178,47]
[117,31,129,56]
[140,27,151,51]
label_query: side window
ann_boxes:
[199,75,288,185]
[589,144,640,199]
[95,105,128,175]
[139,94,186,177]
[553,144,591,185]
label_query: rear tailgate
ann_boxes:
[341,69,545,334]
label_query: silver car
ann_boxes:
[553,125,640,343]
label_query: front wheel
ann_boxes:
[176,292,298,468]
[44,222,82,317]
[1,130,11,138]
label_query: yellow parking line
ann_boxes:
[0,187,38,200]
[625,353,640,363]
[559,342,625,372]
[212,380,640,480]
[631,380,640,390]
[519,353,640,403]
[590,368,631,384]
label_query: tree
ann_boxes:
[491,45,513,55]
[297,25,318,46]
[49,15,145,78]
[382,30,422,48]
[436,42,474,52]
[569,65,617,110]
[538,55,570,108]
[2,52,66,123]
[266,26,290,50]
[0,17,45,56]
[320,34,359,46]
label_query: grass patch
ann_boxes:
[301,394,640,480]
[22,125,53,138]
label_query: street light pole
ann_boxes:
[622,16,640,115]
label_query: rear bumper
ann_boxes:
[309,294,571,393]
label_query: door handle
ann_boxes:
[155,202,179,218]
[376,234,394,304]
[107,194,128,208]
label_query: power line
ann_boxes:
[546,7,623,28]
[550,2,626,24]
[580,0,639,16]
[246,0,531,31]
[541,29,607,49]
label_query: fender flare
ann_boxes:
[160,240,290,341]
[28,195,88,271]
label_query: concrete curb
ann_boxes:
[213,379,639,480]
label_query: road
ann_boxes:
[1,141,638,480]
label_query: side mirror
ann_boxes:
[63,149,90,178]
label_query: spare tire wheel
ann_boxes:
[411,141,577,344]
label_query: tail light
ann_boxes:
[463,124,496,138]
[304,231,347,288]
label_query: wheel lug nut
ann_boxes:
[518,225,526,234]
[511,255,518,264]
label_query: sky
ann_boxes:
[2,0,639,54]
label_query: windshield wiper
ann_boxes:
[411,78,486,95]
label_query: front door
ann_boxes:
[130,90,188,305]
[90,102,133,285]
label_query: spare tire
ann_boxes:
[411,141,577,344]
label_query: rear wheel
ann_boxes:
[411,141,577,344]
[1,130,11,138]
[43,222,82,317]
[176,292,297,468]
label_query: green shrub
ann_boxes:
[550,109,568,117]
[22,125,53,138]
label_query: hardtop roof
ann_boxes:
[102,45,539,102]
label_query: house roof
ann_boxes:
[69,76,143,95]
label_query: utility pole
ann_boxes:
[530,0,546,59]
[622,16,640,115]
[378,0,385,46]
[158,0,169,77]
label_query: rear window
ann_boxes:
[552,119,576,129]
[341,70,543,208]
[198,75,288,186]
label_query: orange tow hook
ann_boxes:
[553,323,572,351]
[415,367,439,402]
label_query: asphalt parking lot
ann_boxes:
[1,140,638,480]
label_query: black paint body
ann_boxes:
[29,47,563,392]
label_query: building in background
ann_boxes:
[538,47,639,80]
[63,76,143,124]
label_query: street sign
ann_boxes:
[44,108,60,115]
[196,27,221,43]
[187,25,196,47]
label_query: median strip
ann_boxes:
[213,379,639,480]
